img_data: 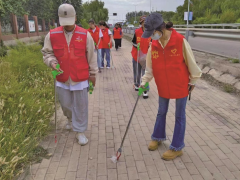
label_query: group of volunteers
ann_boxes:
[42,3,202,161]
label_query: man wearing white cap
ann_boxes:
[42,4,98,145]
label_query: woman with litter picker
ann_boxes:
[140,13,202,160]
[99,21,113,69]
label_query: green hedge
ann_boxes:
[0,42,54,179]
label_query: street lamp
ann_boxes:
[135,5,137,23]
[150,0,151,13]
[187,0,190,27]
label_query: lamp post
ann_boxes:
[150,0,152,13]
[135,5,137,23]
[187,0,190,27]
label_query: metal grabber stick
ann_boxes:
[52,64,63,143]
[134,43,140,88]
[111,82,149,163]
[109,44,115,69]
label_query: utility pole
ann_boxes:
[187,0,190,27]
[135,5,137,23]
[150,0,152,13]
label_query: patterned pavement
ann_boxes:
[25,38,240,180]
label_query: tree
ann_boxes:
[82,0,108,24]
[172,0,240,24]
[0,0,28,18]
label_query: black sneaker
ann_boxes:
[134,85,139,91]
[143,91,149,99]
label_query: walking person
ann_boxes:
[42,4,98,146]
[140,13,202,160]
[88,19,103,73]
[99,21,113,69]
[118,23,123,48]
[113,23,122,51]
[131,16,151,99]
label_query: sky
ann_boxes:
[82,0,185,24]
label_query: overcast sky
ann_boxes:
[82,0,185,24]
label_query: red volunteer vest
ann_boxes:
[113,28,121,39]
[50,26,89,83]
[88,26,102,49]
[151,29,190,99]
[131,27,151,61]
[101,28,112,49]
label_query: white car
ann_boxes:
[127,24,134,28]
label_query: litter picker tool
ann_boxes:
[109,44,115,69]
[111,82,149,163]
[51,64,63,143]
[89,81,94,94]
[134,43,140,88]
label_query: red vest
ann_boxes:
[101,28,112,49]
[152,29,189,99]
[50,26,89,83]
[131,27,151,61]
[113,28,121,39]
[88,26,102,49]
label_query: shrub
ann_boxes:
[0,40,8,57]
[0,42,54,179]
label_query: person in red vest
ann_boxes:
[99,21,113,69]
[131,16,151,99]
[113,23,122,51]
[118,23,123,47]
[88,19,103,73]
[140,13,202,160]
[42,4,98,146]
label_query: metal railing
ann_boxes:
[122,27,240,59]
[175,28,240,41]
[173,23,240,29]
[122,27,240,41]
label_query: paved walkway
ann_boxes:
[26,39,240,180]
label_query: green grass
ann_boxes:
[228,58,240,63]
[0,41,54,179]
[223,84,234,93]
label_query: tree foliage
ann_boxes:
[126,0,240,25]
[82,0,109,25]
[172,0,240,24]
[0,0,83,23]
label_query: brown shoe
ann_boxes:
[162,150,183,161]
[148,140,161,151]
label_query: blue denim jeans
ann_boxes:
[96,49,102,68]
[101,48,110,67]
[132,59,149,90]
[152,96,188,151]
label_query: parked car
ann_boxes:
[127,24,134,28]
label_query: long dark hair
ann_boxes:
[99,21,109,28]
[155,21,173,34]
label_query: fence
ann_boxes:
[173,23,240,29]
[0,14,58,42]
[123,27,240,60]
[122,27,240,41]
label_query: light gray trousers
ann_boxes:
[57,87,88,132]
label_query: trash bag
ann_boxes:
[138,50,147,69]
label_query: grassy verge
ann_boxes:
[228,58,240,63]
[0,42,54,179]
[202,73,240,97]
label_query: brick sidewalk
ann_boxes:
[26,39,240,180]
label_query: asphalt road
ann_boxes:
[188,37,240,59]
[123,29,240,59]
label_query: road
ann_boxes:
[188,36,240,59]
[123,29,240,59]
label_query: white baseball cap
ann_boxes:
[58,4,76,26]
